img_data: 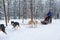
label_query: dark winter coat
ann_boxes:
[47,11,52,17]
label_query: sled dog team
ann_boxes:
[0,9,52,34]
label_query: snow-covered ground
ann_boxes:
[0,19,60,40]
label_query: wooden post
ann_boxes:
[30,0,33,21]
[19,0,20,19]
[22,0,27,23]
[3,0,8,26]
[28,0,34,24]
[7,0,9,23]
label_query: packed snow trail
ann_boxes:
[0,19,60,40]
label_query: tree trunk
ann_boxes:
[3,0,8,26]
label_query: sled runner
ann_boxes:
[41,21,48,25]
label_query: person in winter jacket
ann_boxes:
[44,9,52,23]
